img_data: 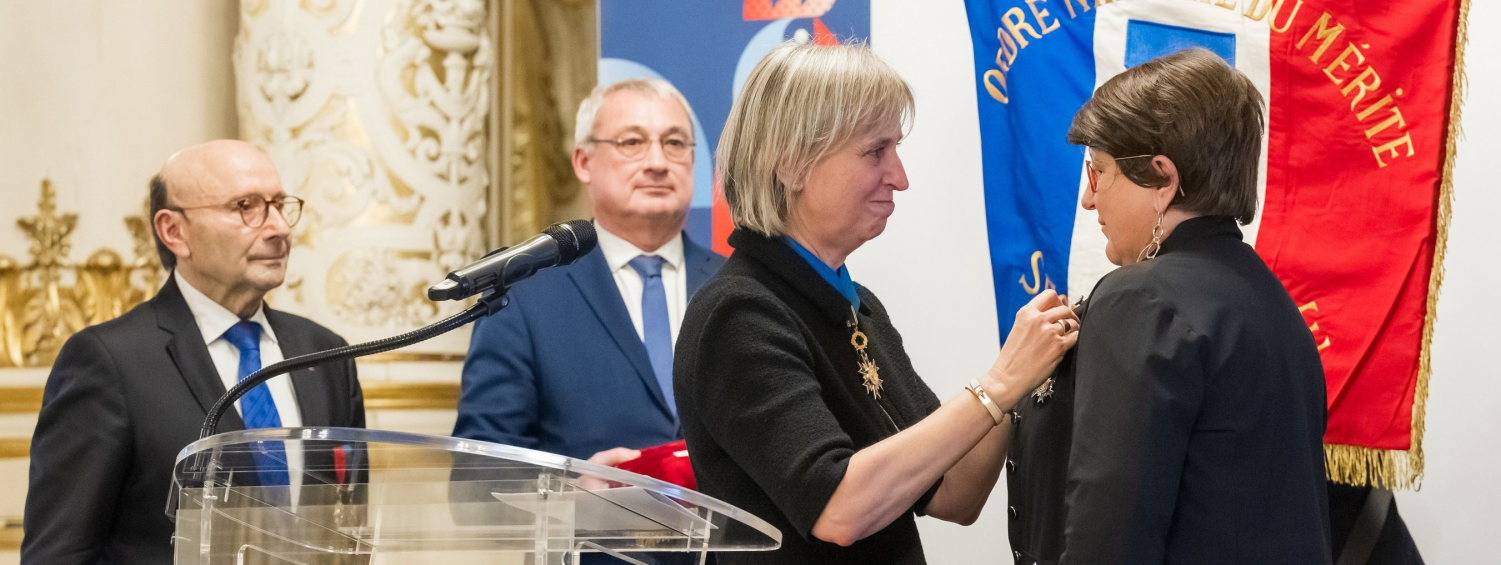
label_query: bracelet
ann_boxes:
[966,379,1006,426]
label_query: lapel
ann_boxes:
[566,248,675,419]
[683,235,719,298]
[155,276,245,432]
[266,308,333,427]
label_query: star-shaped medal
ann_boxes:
[1031,377,1055,404]
[849,308,883,400]
[859,358,883,399]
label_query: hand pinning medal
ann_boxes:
[1033,294,1085,404]
[848,307,883,399]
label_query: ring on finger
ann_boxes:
[1058,320,1073,335]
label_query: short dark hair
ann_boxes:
[149,173,176,271]
[1067,48,1264,224]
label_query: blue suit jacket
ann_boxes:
[454,234,725,460]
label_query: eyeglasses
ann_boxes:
[1085,154,1153,194]
[587,134,695,162]
[170,194,304,228]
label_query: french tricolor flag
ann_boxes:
[964,0,1466,489]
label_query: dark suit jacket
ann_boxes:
[453,233,724,460]
[1007,216,1332,565]
[23,276,365,565]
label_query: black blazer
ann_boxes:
[1007,216,1332,565]
[23,276,365,565]
[675,230,941,565]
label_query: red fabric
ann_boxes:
[712,174,735,257]
[743,0,835,21]
[1260,0,1461,450]
[814,18,838,45]
[616,440,697,490]
[333,445,347,484]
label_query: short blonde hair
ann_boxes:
[574,78,695,152]
[717,40,915,236]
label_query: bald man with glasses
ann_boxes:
[24,140,365,565]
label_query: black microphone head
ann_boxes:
[545,220,597,265]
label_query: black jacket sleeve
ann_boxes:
[23,329,133,565]
[1063,283,1206,565]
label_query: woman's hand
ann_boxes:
[810,290,1079,544]
[985,289,1079,405]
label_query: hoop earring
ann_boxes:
[1138,213,1165,262]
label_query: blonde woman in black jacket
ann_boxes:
[674,41,1078,565]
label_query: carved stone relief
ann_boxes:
[235,0,492,349]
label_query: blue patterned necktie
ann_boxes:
[222,320,290,488]
[628,255,676,417]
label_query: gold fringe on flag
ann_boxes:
[1325,443,1421,491]
[1325,0,1470,491]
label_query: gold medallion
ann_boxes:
[850,329,868,350]
[848,307,883,399]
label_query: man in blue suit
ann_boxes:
[454,78,723,466]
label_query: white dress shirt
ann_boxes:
[175,271,304,501]
[594,223,688,348]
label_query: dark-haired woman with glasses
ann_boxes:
[1005,48,1332,565]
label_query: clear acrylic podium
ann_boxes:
[171,427,781,565]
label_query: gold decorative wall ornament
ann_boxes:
[236,0,492,351]
[492,0,594,245]
[0,180,162,368]
[0,381,458,423]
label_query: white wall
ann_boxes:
[1389,1,1501,562]
[0,0,239,261]
[862,2,1015,560]
[861,0,1501,562]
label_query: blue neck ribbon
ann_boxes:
[784,237,860,310]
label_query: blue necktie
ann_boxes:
[628,255,676,417]
[222,321,290,488]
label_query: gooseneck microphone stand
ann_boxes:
[178,220,594,522]
[174,291,509,522]
[196,291,509,440]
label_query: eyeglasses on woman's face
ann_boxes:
[1085,154,1153,194]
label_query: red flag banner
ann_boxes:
[1258,0,1470,488]
[961,0,1471,489]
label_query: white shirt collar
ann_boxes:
[594,222,685,272]
[174,270,279,346]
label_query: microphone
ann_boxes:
[427,220,597,301]
[199,224,598,441]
